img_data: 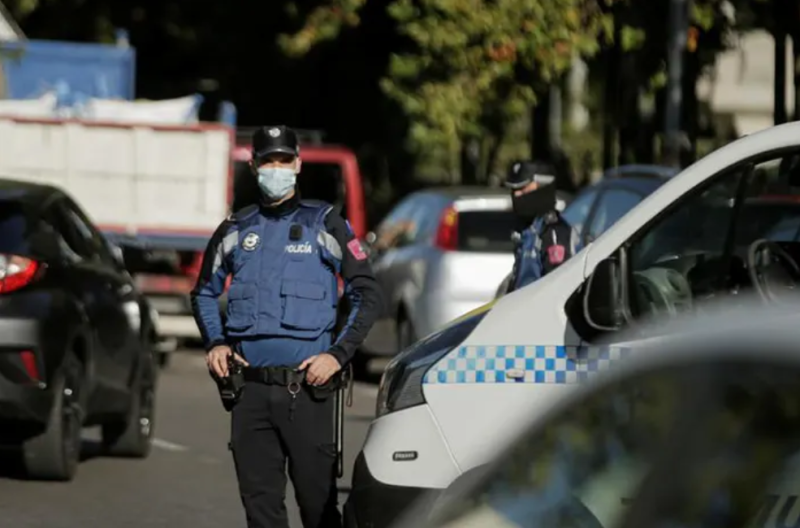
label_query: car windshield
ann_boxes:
[417,356,800,528]
[457,210,515,253]
[735,199,800,245]
[425,363,689,528]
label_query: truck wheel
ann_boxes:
[102,357,156,458]
[22,355,83,481]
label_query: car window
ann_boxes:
[586,189,643,242]
[561,188,599,236]
[406,194,445,244]
[626,168,744,319]
[61,200,117,266]
[0,201,33,255]
[456,209,516,253]
[374,194,422,251]
[426,362,693,528]
[625,150,800,322]
[766,216,800,241]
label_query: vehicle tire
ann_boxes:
[101,355,156,458]
[396,315,417,352]
[21,354,83,481]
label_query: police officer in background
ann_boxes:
[191,125,382,528]
[503,160,581,294]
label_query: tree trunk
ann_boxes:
[602,24,621,170]
[793,29,800,120]
[775,0,788,125]
[484,128,506,184]
[531,89,552,162]
[617,47,639,166]
[460,137,480,185]
[680,50,699,167]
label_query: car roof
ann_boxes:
[0,177,61,207]
[603,164,680,179]
[577,165,677,197]
[421,186,510,199]
[593,176,666,195]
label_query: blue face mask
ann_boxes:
[257,167,297,200]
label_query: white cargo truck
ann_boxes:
[0,113,235,360]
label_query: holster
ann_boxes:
[307,367,351,401]
[211,356,245,412]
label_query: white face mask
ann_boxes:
[257,167,296,200]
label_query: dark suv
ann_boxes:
[0,179,158,481]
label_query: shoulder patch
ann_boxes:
[347,238,367,260]
[547,244,566,265]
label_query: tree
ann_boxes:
[281,0,618,182]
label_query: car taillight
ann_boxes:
[0,254,40,294]
[435,206,459,251]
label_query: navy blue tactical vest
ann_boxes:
[512,216,547,290]
[225,202,338,341]
[512,215,582,291]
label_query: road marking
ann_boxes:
[152,438,189,452]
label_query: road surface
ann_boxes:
[0,350,384,527]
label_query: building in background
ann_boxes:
[0,0,24,99]
[699,30,795,138]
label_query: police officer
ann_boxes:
[191,125,382,528]
[504,160,581,294]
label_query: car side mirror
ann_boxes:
[583,255,626,331]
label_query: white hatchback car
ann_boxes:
[345,122,800,528]
[361,186,568,357]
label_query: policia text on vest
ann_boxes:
[190,125,382,528]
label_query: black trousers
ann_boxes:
[230,380,341,528]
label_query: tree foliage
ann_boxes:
[282,0,618,170]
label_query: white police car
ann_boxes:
[391,298,800,528]
[345,121,800,528]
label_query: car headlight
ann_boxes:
[375,308,491,418]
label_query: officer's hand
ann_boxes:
[207,345,249,378]
[299,353,341,386]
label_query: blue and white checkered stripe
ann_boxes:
[423,345,633,385]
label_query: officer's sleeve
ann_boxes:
[322,213,383,366]
[540,220,580,276]
[190,219,236,352]
[505,251,521,295]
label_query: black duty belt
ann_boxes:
[242,366,305,387]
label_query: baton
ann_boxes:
[334,385,345,478]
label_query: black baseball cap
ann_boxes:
[504,160,556,190]
[252,125,300,160]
